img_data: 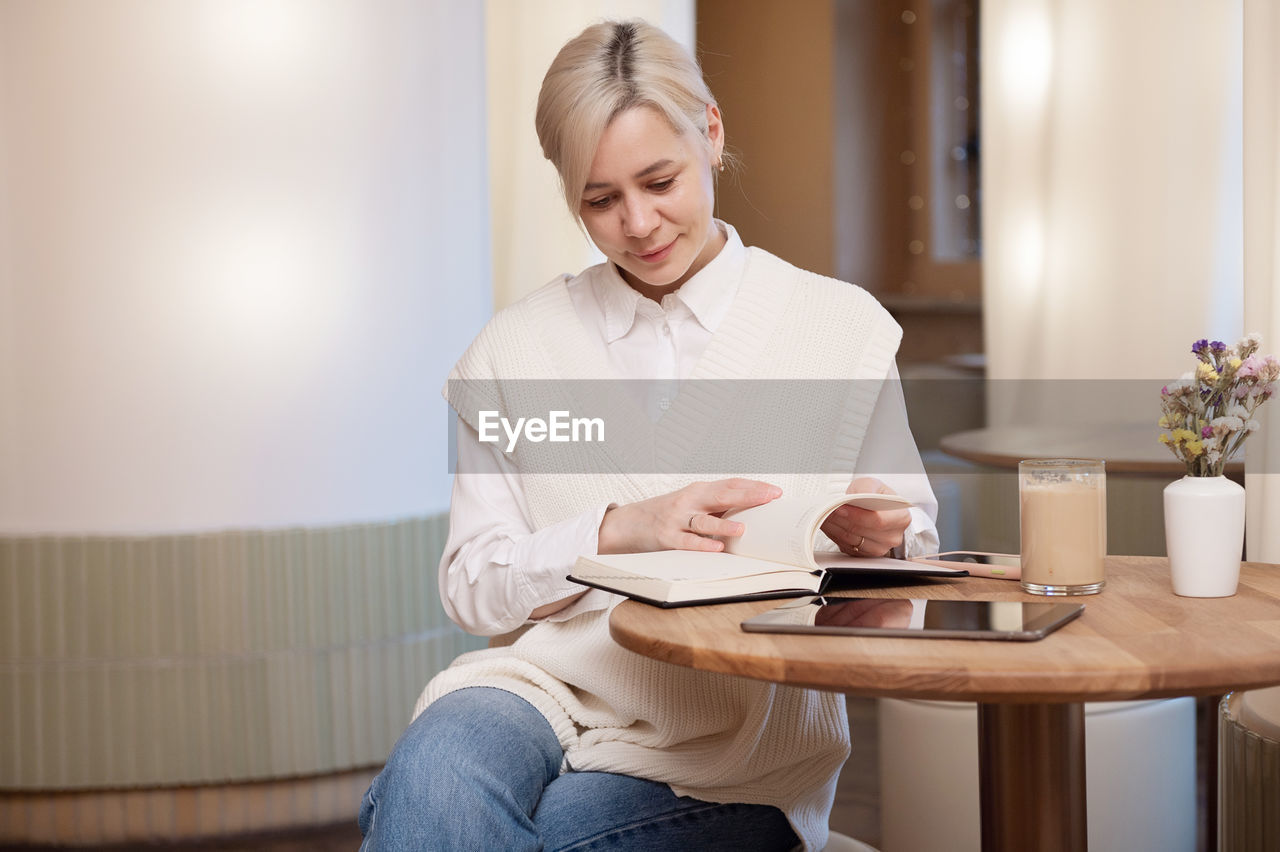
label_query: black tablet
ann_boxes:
[740,596,1084,641]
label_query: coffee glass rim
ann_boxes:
[1018,457,1106,470]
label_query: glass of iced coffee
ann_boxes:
[1018,459,1106,595]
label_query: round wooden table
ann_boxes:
[938,423,1244,476]
[609,556,1280,851]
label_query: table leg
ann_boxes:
[1196,694,1221,851]
[977,702,1087,852]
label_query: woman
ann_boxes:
[359,19,938,852]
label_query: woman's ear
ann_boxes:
[705,103,725,164]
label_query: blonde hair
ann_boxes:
[535,19,720,217]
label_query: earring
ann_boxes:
[717,160,725,172]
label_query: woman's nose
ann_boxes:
[621,195,658,238]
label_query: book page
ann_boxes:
[812,553,958,574]
[575,550,818,583]
[722,492,910,568]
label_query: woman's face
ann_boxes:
[579,105,725,298]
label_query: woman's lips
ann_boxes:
[633,238,676,264]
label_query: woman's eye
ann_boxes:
[585,196,613,210]
[649,179,675,192]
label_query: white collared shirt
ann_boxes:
[441,223,939,636]
[571,219,743,420]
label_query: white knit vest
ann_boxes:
[421,248,902,852]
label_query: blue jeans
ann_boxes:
[358,686,800,851]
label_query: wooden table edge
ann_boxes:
[608,557,1280,704]
[937,427,1245,475]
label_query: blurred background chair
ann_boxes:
[1220,686,1280,850]
[878,697,1196,852]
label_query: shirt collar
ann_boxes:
[597,263,643,343]
[673,221,744,334]
[597,221,746,343]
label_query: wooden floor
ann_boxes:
[1,821,363,852]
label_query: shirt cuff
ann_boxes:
[895,507,940,560]
[508,502,616,621]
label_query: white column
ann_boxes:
[1243,0,1280,563]
[981,0,1242,424]
[0,0,491,534]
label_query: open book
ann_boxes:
[568,493,967,607]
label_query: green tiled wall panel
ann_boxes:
[0,514,485,790]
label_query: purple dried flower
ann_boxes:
[1165,336,1276,475]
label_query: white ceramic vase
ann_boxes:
[1163,475,1245,597]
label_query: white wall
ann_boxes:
[0,73,15,532]
[0,0,491,534]
[1243,0,1280,562]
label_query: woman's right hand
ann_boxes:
[597,478,783,555]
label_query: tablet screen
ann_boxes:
[924,552,1021,568]
[740,596,1084,641]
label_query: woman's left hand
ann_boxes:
[820,477,912,558]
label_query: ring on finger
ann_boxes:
[689,514,699,532]
[852,534,866,553]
